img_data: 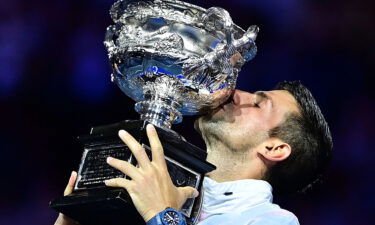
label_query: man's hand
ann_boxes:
[54,171,80,225]
[105,124,199,222]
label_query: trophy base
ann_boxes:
[50,188,143,225]
[50,120,215,225]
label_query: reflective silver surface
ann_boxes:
[104,0,259,128]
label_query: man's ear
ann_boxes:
[257,138,291,162]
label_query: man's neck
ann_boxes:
[205,143,262,183]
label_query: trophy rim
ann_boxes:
[109,0,247,36]
[163,0,247,33]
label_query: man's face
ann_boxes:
[196,89,299,151]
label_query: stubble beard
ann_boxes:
[198,112,267,155]
[197,110,231,148]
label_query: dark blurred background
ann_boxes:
[0,0,374,224]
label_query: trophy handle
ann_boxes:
[202,7,234,45]
[195,7,260,76]
[233,25,259,62]
[181,7,236,79]
[104,25,117,55]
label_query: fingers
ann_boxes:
[179,186,199,199]
[146,124,166,167]
[107,157,141,180]
[105,178,131,190]
[118,130,151,168]
[64,171,77,196]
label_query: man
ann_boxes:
[55,81,332,225]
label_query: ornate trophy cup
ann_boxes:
[50,0,258,224]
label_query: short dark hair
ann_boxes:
[264,81,333,194]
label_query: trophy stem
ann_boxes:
[134,97,182,129]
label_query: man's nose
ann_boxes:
[232,89,254,105]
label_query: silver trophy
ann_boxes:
[50,1,258,224]
[105,0,258,127]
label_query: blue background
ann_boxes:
[0,0,374,224]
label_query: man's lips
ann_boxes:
[219,92,235,109]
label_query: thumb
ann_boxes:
[179,186,199,199]
[64,171,77,196]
